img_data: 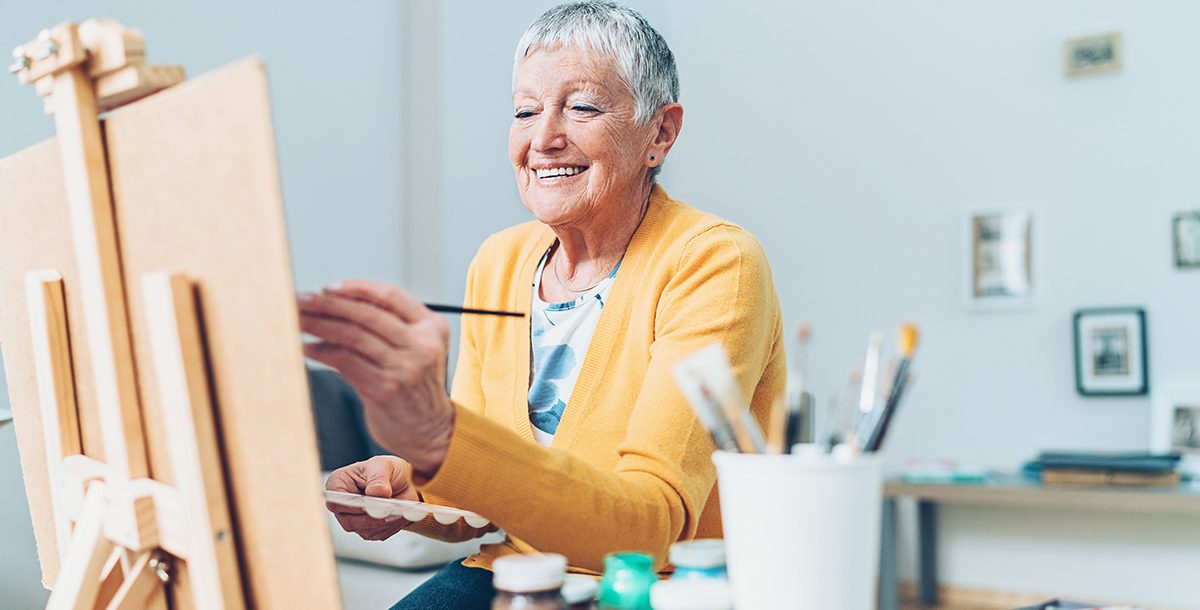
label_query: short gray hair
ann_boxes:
[513,1,679,125]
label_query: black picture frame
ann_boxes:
[1073,307,1148,396]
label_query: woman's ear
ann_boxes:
[647,103,684,167]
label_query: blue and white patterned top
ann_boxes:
[528,248,620,446]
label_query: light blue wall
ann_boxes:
[0,1,403,603]
[0,0,405,290]
[4,1,1200,607]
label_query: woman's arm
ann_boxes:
[404,279,501,542]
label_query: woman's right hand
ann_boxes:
[325,455,421,541]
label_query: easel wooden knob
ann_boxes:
[12,20,243,610]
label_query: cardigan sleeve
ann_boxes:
[403,252,501,543]
[412,224,783,571]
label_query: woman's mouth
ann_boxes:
[535,166,589,182]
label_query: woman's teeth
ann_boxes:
[536,166,587,179]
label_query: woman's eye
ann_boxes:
[571,105,600,114]
[514,110,535,119]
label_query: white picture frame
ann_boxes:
[1151,382,1200,478]
[963,208,1035,311]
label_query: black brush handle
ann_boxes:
[864,373,911,452]
[425,303,524,318]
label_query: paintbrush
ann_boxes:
[710,376,766,454]
[850,332,883,448]
[698,382,745,453]
[673,344,766,453]
[673,356,741,452]
[426,303,524,318]
[766,396,789,454]
[862,324,919,452]
[783,322,813,452]
[825,367,861,449]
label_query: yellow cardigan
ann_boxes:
[409,185,785,574]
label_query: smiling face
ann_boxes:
[509,45,656,229]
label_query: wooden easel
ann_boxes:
[11,20,240,609]
[4,16,343,607]
[0,16,360,607]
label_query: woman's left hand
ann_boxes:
[298,280,454,476]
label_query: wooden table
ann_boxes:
[878,474,1200,610]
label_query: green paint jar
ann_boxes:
[597,552,655,610]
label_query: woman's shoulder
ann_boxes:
[648,188,768,264]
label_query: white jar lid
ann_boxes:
[669,539,726,569]
[561,574,598,604]
[493,554,567,593]
[650,579,733,610]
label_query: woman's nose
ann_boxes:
[531,110,567,152]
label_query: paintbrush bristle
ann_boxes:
[899,324,919,357]
[795,322,813,344]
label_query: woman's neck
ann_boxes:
[543,184,651,298]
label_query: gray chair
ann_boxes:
[307,365,389,471]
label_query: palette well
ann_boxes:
[324,490,491,528]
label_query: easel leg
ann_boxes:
[47,482,115,610]
[50,61,148,481]
[26,270,85,565]
[103,552,162,610]
[143,273,246,610]
[94,548,125,610]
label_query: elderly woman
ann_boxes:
[299,1,784,607]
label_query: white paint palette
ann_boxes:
[323,490,491,528]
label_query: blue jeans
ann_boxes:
[389,558,494,610]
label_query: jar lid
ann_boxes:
[603,551,654,573]
[650,579,733,610]
[493,554,567,593]
[669,539,726,569]
[561,574,598,604]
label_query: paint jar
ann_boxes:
[597,552,655,610]
[667,539,726,581]
[649,579,734,610]
[562,574,598,610]
[492,553,567,610]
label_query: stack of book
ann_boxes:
[1018,600,1144,610]
[1022,451,1182,486]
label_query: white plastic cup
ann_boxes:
[712,451,882,610]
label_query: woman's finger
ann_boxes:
[298,291,411,347]
[335,513,380,533]
[366,521,411,540]
[303,342,386,401]
[361,456,410,499]
[336,514,410,540]
[300,312,393,366]
[326,502,367,516]
[324,280,430,324]
[325,466,364,493]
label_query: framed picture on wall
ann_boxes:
[1173,211,1200,268]
[1151,383,1200,478]
[963,209,1035,311]
[1063,32,1122,78]
[1073,308,1148,396]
